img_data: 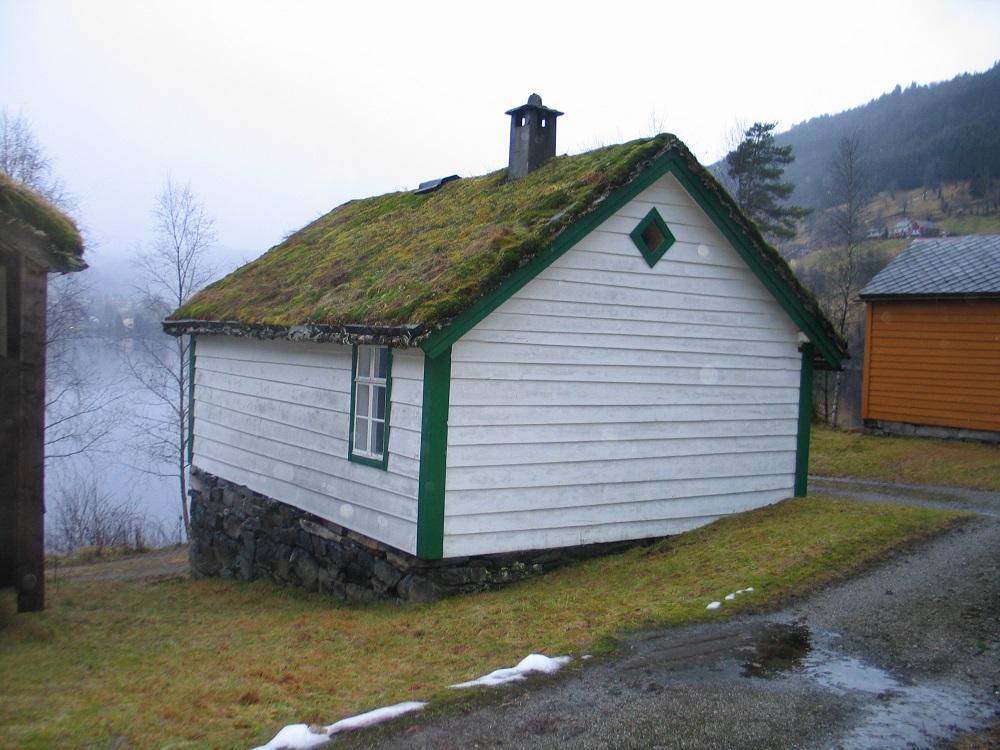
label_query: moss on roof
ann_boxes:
[0,173,85,270]
[169,133,844,361]
[171,135,673,328]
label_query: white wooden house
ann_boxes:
[167,96,845,593]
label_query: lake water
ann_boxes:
[45,334,184,548]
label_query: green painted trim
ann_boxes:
[420,151,842,368]
[186,335,196,466]
[664,158,841,369]
[628,206,676,268]
[415,347,451,559]
[348,344,393,471]
[795,343,815,497]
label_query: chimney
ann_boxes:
[505,93,563,180]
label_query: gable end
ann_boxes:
[420,151,844,369]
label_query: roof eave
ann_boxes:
[0,215,87,273]
[163,318,426,347]
[860,292,1000,302]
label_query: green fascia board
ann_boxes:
[629,207,676,268]
[187,336,196,466]
[795,343,815,497]
[665,159,842,369]
[347,344,393,471]
[416,347,451,559]
[421,151,843,368]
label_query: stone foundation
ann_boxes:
[188,468,654,603]
[864,419,1000,445]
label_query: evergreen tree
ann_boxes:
[725,122,810,240]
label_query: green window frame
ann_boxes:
[349,344,392,470]
[629,207,676,268]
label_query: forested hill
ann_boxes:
[771,62,1000,209]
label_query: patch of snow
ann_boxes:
[744,587,755,593]
[251,702,427,750]
[706,601,722,610]
[450,653,571,689]
[725,593,736,600]
[250,723,330,750]
[581,654,593,660]
[326,701,427,735]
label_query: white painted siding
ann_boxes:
[444,172,803,557]
[192,337,423,554]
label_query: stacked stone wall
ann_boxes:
[188,469,652,602]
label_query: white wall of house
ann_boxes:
[191,337,424,554]
[443,172,804,557]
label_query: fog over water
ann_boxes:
[46,334,183,548]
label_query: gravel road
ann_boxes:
[337,480,1000,749]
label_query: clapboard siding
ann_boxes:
[192,337,423,552]
[443,172,802,556]
[863,300,1000,432]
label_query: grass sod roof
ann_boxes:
[0,173,85,271]
[168,134,845,363]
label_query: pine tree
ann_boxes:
[725,122,810,240]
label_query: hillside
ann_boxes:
[789,178,1000,358]
[776,62,1000,210]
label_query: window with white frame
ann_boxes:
[351,345,391,465]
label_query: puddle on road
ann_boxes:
[741,622,998,748]
[741,623,811,678]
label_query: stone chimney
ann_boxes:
[505,93,563,180]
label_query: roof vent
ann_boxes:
[505,93,563,181]
[414,175,460,195]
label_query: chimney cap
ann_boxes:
[505,93,564,117]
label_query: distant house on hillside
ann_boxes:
[165,95,846,602]
[890,219,941,238]
[0,175,86,612]
[860,235,1000,442]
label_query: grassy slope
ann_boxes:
[1,497,956,750]
[810,426,1000,491]
[791,180,1000,288]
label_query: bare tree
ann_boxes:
[44,274,122,460]
[823,132,871,427]
[708,118,749,197]
[49,471,166,555]
[0,110,70,207]
[0,110,122,461]
[128,179,215,533]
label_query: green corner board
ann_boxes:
[415,347,451,559]
[420,151,841,370]
[347,344,393,471]
[186,335,196,466]
[795,343,814,497]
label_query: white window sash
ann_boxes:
[353,346,388,460]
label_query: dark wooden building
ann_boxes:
[860,235,1000,441]
[1,175,85,612]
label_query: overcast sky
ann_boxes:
[2,1,999,274]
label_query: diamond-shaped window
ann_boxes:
[629,207,676,268]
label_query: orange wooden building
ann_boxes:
[859,235,1000,441]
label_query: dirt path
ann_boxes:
[338,481,1000,750]
[46,545,189,583]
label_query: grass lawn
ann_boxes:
[811,425,1000,491]
[0,497,958,750]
